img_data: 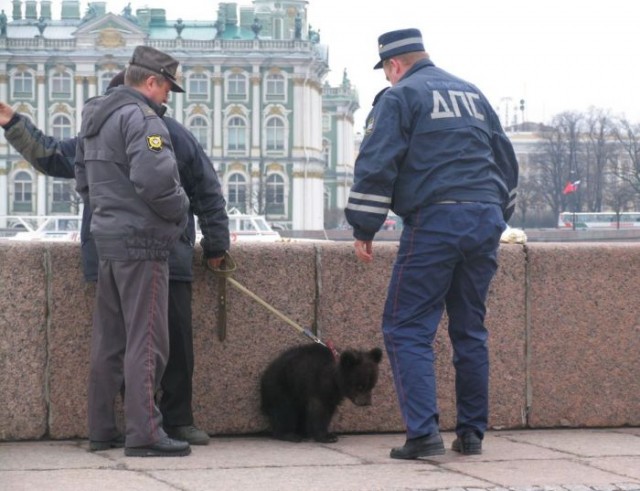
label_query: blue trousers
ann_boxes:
[382,203,505,439]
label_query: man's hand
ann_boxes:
[0,102,15,127]
[354,239,373,263]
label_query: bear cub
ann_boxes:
[260,343,383,443]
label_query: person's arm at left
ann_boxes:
[0,102,77,178]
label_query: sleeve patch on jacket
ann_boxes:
[146,135,164,152]
[365,117,375,135]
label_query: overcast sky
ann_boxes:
[18,0,640,131]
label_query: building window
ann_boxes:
[265,117,285,152]
[52,115,72,140]
[99,71,119,94]
[51,71,72,99]
[13,171,33,212]
[322,114,331,133]
[227,73,247,101]
[52,178,74,212]
[227,117,246,152]
[322,139,331,168]
[265,74,285,102]
[227,173,247,213]
[13,71,34,99]
[188,116,209,151]
[265,173,285,215]
[188,73,209,99]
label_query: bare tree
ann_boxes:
[513,173,539,227]
[612,118,640,196]
[604,178,637,228]
[530,112,583,224]
[583,108,616,212]
[518,110,640,226]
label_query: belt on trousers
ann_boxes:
[433,200,477,204]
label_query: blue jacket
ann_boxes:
[346,59,519,241]
[3,101,229,281]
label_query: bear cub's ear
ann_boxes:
[369,347,383,364]
[339,348,383,369]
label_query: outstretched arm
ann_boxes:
[1,102,77,178]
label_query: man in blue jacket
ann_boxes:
[346,28,519,459]
[0,67,229,449]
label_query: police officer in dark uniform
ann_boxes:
[346,29,519,459]
[76,46,193,457]
[0,70,229,450]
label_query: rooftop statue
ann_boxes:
[251,17,262,39]
[36,16,47,36]
[121,3,137,23]
[0,10,7,37]
[174,18,185,37]
[82,4,97,23]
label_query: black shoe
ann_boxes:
[124,436,191,457]
[451,432,483,455]
[164,425,210,445]
[390,433,445,460]
[89,434,125,452]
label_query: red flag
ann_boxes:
[563,180,581,195]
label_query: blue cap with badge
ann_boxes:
[374,28,425,69]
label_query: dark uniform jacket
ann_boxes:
[75,86,190,261]
[3,88,229,281]
[346,59,519,241]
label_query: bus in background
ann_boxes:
[558,211,640,229]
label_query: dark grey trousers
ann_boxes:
[88,259,170,447]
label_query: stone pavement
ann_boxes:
[1,428,640,491]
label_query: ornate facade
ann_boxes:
[0,0,360,230]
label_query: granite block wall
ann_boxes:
[0,242,48,440]
[526,243,640,428]
[0,241,638,441]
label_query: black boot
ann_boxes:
[451,431,482,455]
[125,436,191,457]
[390,433,445,459]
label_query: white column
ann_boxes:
[36,69,47,215]
[251,71,261,157]
[304,171,324,230]
[292,76,305,158]
[87,75,97,99]
[0,170,7,217]
[0,70,7,108]
[310,81,321,151]
[212,72,223,158]
[75,75,84,134]
[0,72,7,146]
[251,163,261,214]
[292,173,305,229]
[174,91,184,125]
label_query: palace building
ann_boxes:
[0,0,360,230]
